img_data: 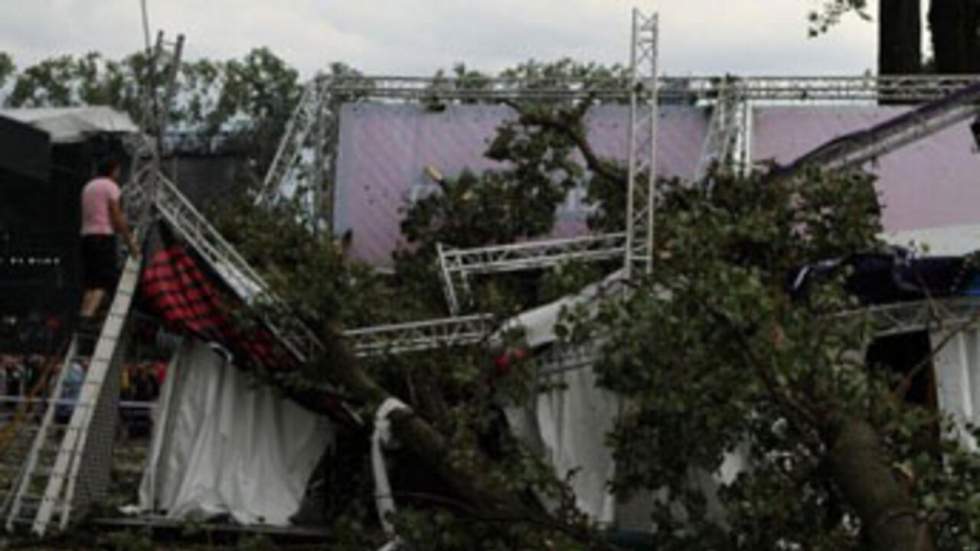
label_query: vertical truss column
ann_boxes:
[734,95,752,176]
[624,9,659,279]
[123,31,185,224]
[694,79,742,182]
[256,75,333,207]
[312,92,329,231]
[437,242,464,315]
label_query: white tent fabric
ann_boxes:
[0,106,138,143]
[500,269,750,528]
[495,269,623,348]
[883,223,980,256]
[505,367,620,524]
[138,339,335,525]
[932,328,980,452]
[498,271,623,522]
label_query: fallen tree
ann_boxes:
[213,62,980,550]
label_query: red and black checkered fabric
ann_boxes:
[140,223,295,372]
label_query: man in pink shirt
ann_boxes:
[78,158,140,321]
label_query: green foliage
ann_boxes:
[807,0,871,37]
[0,47,303,179]
[0,51,14,90]
[564,165,979,549]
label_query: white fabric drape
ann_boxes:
[932,328,980,452]
[138,340,335,525]
[505,365,620,524]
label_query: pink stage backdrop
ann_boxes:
[752,106,980,234]
[333,104,708,267]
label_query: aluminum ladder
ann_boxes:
[5,255,140,535]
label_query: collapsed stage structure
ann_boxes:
[1,5,980,543]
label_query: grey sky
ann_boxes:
[0,1,886,78]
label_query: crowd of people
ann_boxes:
[0,354,166,437]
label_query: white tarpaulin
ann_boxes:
[883,223,980,256]
[138,340,334,525]
[0,106,138,143]
[498,272,623,523]
[500,270,749,528]
[932,328,980,452]
[505,367,620,523]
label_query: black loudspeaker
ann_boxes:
[0,115,50,182]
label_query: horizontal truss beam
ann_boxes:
[437,233,627,314]
[345,314,495,357]
[439,233,627,275]
[536,297,980,375]
[316,74,980,102]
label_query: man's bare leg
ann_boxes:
[79,289,106,318]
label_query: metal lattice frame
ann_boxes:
[781,79,980,175]
[624,8,659,279]
[299,74,980,103]
[854,297,980,338]
[256,76,333,207]
[255,69,980,311]
[152,172,325,364]
[694,79,742,181]
[345,314,495,357]
[238,20,980,364]
[159,170,496,360]
[536,297,980,375]
[437,234,626,314]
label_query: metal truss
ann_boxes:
[860,297,980,338]
[432,9,660,312]
[152,172,325,365]
[624,8,659,279]
[532,297,980,376]
[437,234,626,314]
[159,168,496,361]
[721,75,980,103]
[694,79,743,181]
[255,76,333,207]
[122,31,185,224]
[345,314,495,357]
[312,74,980,104]
[781,79,980,175]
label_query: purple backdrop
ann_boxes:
[335,103,980,268]
[333,104,707,267]
[752,106,980,233]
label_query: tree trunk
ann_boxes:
[826,416,935,551]
[879,0,922,74]
[928,0,980,73]
[315,329,541,519]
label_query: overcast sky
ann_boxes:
[0,1,891,78]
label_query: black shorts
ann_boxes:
[81,235,119,290]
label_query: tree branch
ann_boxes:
[502,99,628,185]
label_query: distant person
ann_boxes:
[78,158,140,325]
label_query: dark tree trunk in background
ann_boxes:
[929,0,980,73]
[879,0,922,74]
